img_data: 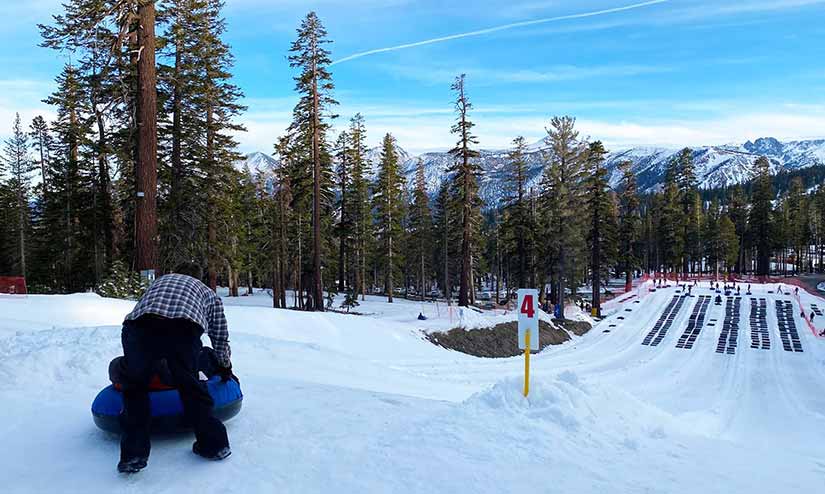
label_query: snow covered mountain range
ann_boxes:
[238,137,825,204]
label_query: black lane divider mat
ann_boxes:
[676,295,711,349]
[642,295,689,346]
[811,304,822,317]
[775,300,803,352]
[716,296,741,354]
[749,298,770,350]
[642,296,680,345]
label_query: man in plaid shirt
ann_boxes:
[117,273,236,473]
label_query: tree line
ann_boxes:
[1,6,822,318]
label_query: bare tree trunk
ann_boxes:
[135,0,158,274]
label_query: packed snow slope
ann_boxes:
[2,284,825,493]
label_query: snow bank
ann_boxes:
[462,372,589,431]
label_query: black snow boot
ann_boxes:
[117,457,148,474]
[193,442,231,461]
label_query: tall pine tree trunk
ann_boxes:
[170,40,183,268]
[360,238,366,301]
[135,0,158,275]
[206,105,218,291]
[338,162,347,292]
[310,44,324,312]
[17,190,26,277]
[591,214,601,318]
[420,240,426,302]
[459,170,471,306]
[444,208,450,305]
[297,216,304,309]
[387,226,394,303]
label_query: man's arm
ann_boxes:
[207,297,232,368]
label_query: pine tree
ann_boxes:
[540,116,585,316]
[29,116,52,194]
[288,11,337,311]
[813,186,825,272]
[675,148,700,274]
[200,0,246,290]
[433,181,454,303]
[786,177,808,274]
[447,74,482,307]
[751,157,773,276]
[502,136,532,289]
[703,198,722,277]
[272,135,295,308]
[346,114,370,300]
[408,159,433,300]
[373,134,405,303]
[583,141,614,317]
[727,186,748,273]
[41,64,96,291]
[617,160,640,290]
[659,160,684,275]
[40,0,160,276]
[334,131,351,291]
[2,113,34,277]
[718,214,739,274]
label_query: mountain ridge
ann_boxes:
[238,137,825,204]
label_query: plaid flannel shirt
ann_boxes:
[125,274,232,367]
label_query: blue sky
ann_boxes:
[1,0,824,154]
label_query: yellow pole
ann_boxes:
[523,330,530,397]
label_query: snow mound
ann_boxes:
[461,371,590,430]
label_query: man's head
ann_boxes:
[173,263,203,280]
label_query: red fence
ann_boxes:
[0,277,27,295]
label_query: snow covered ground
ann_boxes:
[1,283,825,493]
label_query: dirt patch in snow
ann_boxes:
[553,318,592,336]
[426,320,583,358]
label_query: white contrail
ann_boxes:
[332,0,669,65]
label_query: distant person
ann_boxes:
[116,273,236,474]
[736,286,741,295]
[811,312,816,323]
[795,287,799,295]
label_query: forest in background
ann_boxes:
[1,1,825,317]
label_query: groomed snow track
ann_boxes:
[1,285,825,493]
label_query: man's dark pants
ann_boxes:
[119,315,229,461]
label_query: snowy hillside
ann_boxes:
[244,137,825,202]
[2,282,825,492]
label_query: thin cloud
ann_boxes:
[331,0,670,65]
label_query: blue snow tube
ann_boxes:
[91,376,243,434]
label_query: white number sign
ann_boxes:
[517,289,539,350]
